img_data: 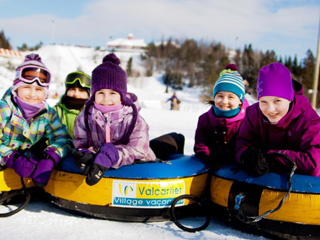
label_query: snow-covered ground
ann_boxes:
[0,45,265,240]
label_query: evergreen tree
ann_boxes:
[292,55,302,81]
[17,43,28,51]
[144,37,309,103]
[284,56,293,72]
[126,57,133,77]
[0,30,12,49]
[242,44,259,93]
[301,49,316,100]
[180,39,198,87]
[260,50,277,67]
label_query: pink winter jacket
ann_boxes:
[73,94,156,168]
[235,81,320,176]
[194,99,249,165]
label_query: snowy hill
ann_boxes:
[0,45,263,240]
[0,45,212,155]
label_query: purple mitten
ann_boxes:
[4,151,38,178]
[86,143,119,186]
[95,143,119,168]
[3,151,21,168]
[32,150,60,187]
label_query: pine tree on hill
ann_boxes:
[0,30,12,49]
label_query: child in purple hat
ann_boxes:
[73,53,156,186]
[194,63,249,170]
[0,54,72,187]
[236,62,320,176]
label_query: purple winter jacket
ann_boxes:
[194,99,249,166]
[73,93,156,168]
[235,81,320,176]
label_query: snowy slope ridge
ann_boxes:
[0,45,264,240]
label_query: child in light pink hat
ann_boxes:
[1,54,72,187]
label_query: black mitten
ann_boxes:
[195,152,211,163]
[86,163,109,186]
[85,143,119,186]
[73,150,96,174]
[240,146,269,176]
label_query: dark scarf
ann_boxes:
[62,95,88,110]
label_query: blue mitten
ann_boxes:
[32,150,60,187]
[4,150,38,178]
[86,143,119,186]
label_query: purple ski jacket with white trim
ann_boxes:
[194,98,249,165]
[73,93,156,168]
[235,81,320,176]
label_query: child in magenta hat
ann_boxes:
[194,63,249,170]
[73,53,156,186]
[236,62,320,176]
[0,54,72,187]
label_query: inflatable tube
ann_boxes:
[210,164,320,240]
[45,154,209,222]
[0,167,34,217]
[0,167,34,193]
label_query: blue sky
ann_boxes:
[1,0,319,62]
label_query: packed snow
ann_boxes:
[0,45,265,240]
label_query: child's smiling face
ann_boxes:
[259,96,291,124]
[214,91,241,110]
[94,89,121,106]
[16,84,46,104]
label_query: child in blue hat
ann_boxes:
[194,64,249,170]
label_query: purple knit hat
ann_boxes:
[91,53,127,98]
[257,62,294,101]
[84,53,137,145]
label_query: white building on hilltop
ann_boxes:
[107,33,147,52]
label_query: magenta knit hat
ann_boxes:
[257,62,294,101]
[224,63,238,71]
[91,53,127,97]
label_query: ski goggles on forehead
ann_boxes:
[16,66,51,87]
[65,72,91,89]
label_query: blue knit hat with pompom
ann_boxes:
[213,63,245,102]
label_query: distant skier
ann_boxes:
[166,91,181,110]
